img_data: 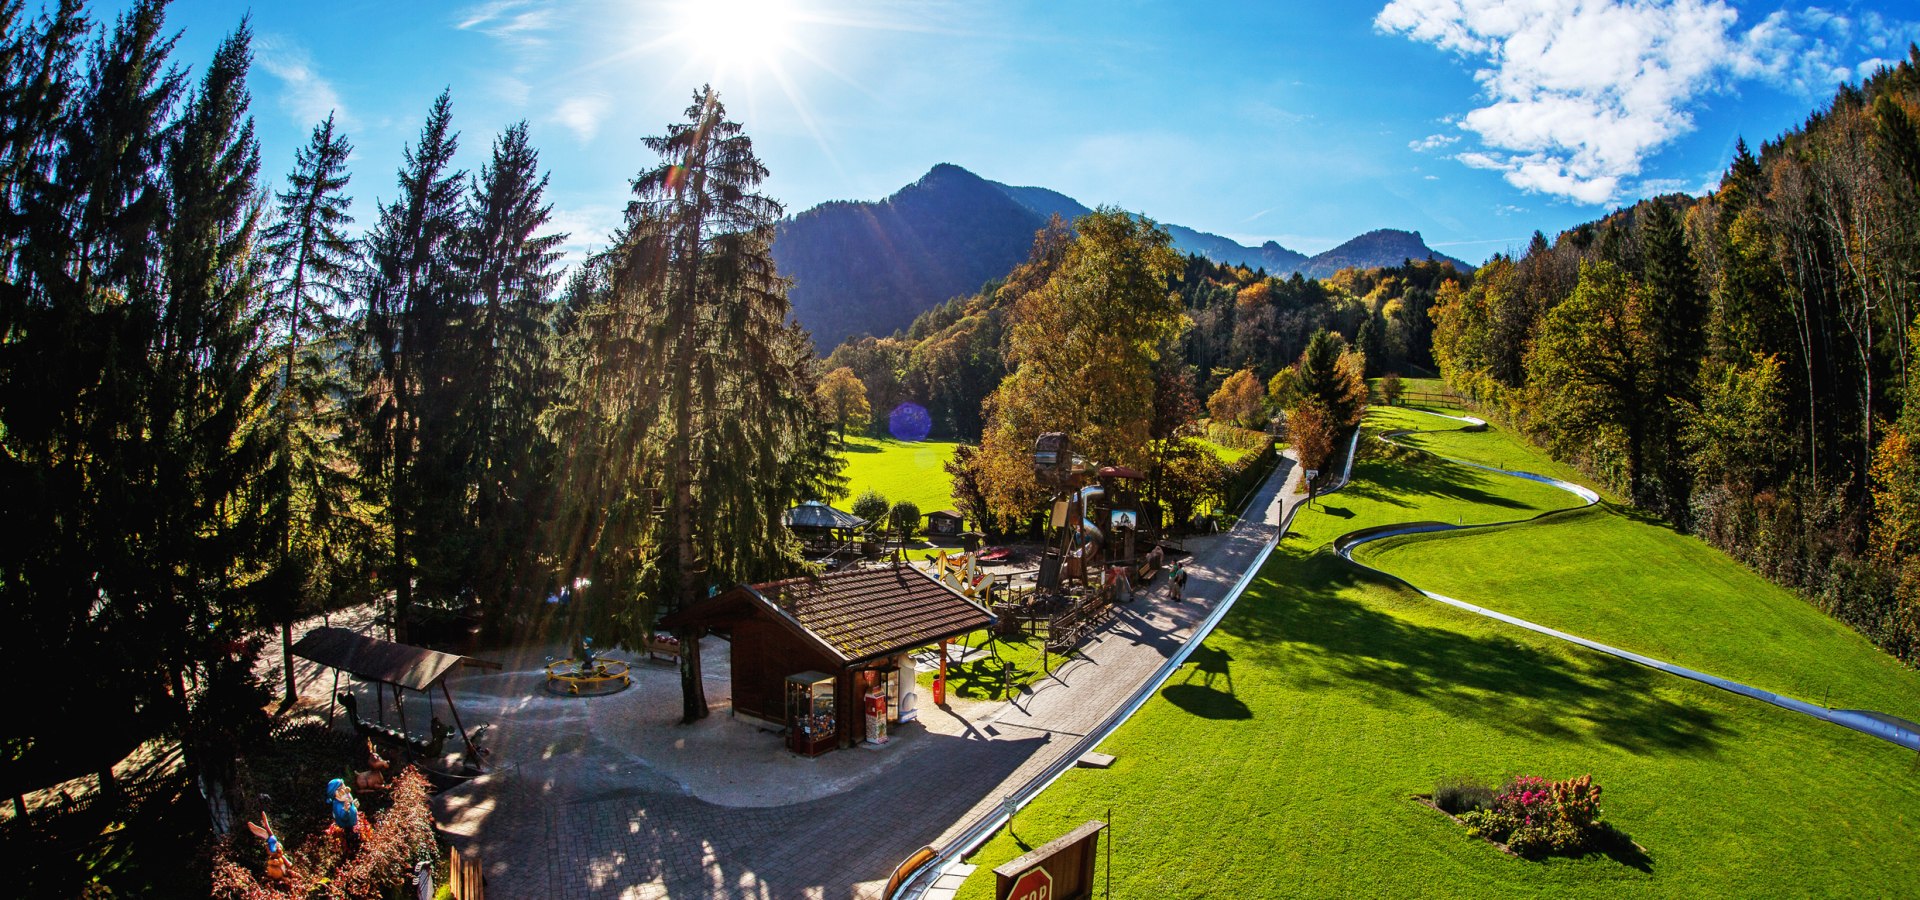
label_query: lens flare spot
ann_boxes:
[888,402,932,442]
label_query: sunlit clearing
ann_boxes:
[674,0,800,74]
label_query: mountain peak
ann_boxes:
[773,169,1475,352]
[910,162,987,190]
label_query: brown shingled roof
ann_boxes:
[671,565,994,665]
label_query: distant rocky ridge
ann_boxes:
[772,163,1471,351]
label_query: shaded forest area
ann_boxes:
[0,2,837,892]
[1432,47,1920,664]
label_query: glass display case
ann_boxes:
[785,671,837,756]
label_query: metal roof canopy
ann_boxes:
[783,501,870,531]
[291,626,491,691]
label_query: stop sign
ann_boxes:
[1007,866,1053,900]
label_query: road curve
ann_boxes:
[1329,407,1920,753]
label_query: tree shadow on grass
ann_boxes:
[840,441,883,454]
[1338,458,1542,512]
[1226,549,1730,756]
[1162,645,1252,719]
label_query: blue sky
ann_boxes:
[127,1,1920,263]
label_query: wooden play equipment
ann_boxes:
[293,627,495,777]
[925,549,992,600]
[543,637,633,696]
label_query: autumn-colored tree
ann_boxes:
[1526,261,1654,497]
[1267,366,1301,411]
[817,366,871,442]
[1287,402,1337,474]
[974,209,1184,520]
[1381,372,1404,406]
[1207,367,1265,428]
[1235,280,1271,308]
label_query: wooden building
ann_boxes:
[664,564,993,750]
[924,509,965,536]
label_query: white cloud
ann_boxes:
[1409,133,1459,152]
[553,95,610,143]
[456,0,556,55]
[1377,0,1920,204]
[255,35,352,130]
[546,203,622,265]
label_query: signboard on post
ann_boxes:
[994,819,1106,900]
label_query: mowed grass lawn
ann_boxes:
[913,629,1051,702]
[957,410,1920,896]
[831,434,1257,521]
[1368,404,1618,502]
[833,435,960,514]
[1358,501,1920,723]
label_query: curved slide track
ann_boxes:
[1331,407,1920,753]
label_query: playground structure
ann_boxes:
[925,549,993,600]
[920,434,1183,697]
[543,636,634,696]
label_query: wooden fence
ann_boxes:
[450,846,485,899]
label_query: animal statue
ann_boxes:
[244,813,290,881]
[353,739,391,792]
[326,778,360,834]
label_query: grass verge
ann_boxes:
[954,408,1920,897]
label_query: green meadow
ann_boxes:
[833,435,962,515]
[956,407,1920,897]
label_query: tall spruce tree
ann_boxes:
[1640,199,1707,518]
[153,21,272,828]
[450,121,563,628]
[555,87,837,722]
[357,91,464,642]
[260,113,356,703]
[0,0,182,805]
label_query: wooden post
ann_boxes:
[450,846,485,899]
[442,681,480,762]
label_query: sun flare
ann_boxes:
[673,0,801,74]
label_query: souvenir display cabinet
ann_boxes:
[785,671,837,756]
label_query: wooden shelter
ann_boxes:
[924,509,965,536]
[291,627,497,760]
[664,565,993,750]
[783,501,870,559]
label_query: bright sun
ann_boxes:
[674,0,801,74]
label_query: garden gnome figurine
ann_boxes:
[326,777,360,833]
[245,813,289,881]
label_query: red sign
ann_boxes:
[1007,866,1053,900]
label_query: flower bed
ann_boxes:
[212,767,439,899]
[1421,773,1624,859]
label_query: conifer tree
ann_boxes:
[260,113,356,703]
[152,21,273,826]
[450,121,564,626]
[1640,199,1707,517]
[555,87,837,722]
[356,91,464,642]
[1,0,182,804]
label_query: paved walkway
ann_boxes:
[1341,408,1920,753]
[430,454,1303,899]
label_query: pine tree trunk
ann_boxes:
[281,621,296,709]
